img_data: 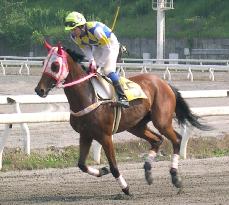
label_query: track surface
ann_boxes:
[0,157,228,205]
[0,71,229,204]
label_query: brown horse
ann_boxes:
[35,42,208,195]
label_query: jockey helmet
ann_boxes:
[65,12,86,31]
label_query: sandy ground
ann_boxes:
[0,157,228,204]
[0,70,229,204]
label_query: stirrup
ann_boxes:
[117,98,129,108]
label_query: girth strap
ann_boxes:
[112,106,122,134]
[70,100,113,117]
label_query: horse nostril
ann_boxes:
[35,87,40,94]
[35,87,45,97]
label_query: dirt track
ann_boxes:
[0,157,228,204]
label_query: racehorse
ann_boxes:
[35,41,208,195]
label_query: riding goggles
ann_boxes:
[65,21,77,28]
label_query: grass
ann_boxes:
[2,135,229,172]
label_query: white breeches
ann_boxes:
[92,33,120,75]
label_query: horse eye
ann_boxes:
[51,62,60,73]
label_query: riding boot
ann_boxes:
[113,81,129,108]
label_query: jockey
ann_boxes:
[64,11,129,108]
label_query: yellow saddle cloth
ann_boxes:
[119,77,147,101]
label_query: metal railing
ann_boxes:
[1,56,229,81]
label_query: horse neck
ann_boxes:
[64,60,95,112]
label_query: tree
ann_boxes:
[0,0,32,51]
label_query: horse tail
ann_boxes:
[170,85,210,131]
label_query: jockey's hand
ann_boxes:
[89,60,97,73]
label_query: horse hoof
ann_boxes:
[177,187,184,195]
[170,168,183,188]
[172,175,182,188]
[145,170,153,185]
[98,167,110,177]
[122,186,130,195]
[144,162,153,185]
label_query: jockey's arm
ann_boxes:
[80,45,94,62]
[94,27,112,66]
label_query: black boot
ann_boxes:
[113,81,129,108]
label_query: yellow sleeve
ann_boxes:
[93,27,110,47]
[98,34,110,46]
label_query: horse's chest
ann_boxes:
[69,117,83,132]
[70,116,97,133]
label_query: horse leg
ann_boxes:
[78,135,110,177]
[156,125,183,189]
[128,120,164,185]
[99,135,130,195]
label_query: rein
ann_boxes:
[57,72,97,88]
[56,71,113,117]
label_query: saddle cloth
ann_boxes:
[91,75,147,101]
[119,77,147,101]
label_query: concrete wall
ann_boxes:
[119,38,229,59]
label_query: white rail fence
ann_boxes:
[1,56,229,81]
[0,90,229,169]
[0,56,44,75]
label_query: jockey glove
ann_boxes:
[89,59,97,73]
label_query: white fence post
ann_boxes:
[7,97,31,155]
[19,63,30,75]
[117,66,125,77]
[0,61,6,75]
[163,67,171,80]
[187,67,193,81]
[14,101,30,155]
[179,124,189,159]
[209,68,215,81]
[0,124,12,170]
[92,140,102,164]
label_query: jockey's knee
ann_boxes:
[78,162,87,172]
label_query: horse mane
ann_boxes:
[64,48,85,63]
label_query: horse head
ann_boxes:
[35,41,69,97]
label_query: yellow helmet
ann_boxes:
[65,12,86,31]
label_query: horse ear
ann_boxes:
[44,40,52,51]
[57,42,62,55]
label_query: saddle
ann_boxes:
[90,74,147,134]
[90,74,147,102]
